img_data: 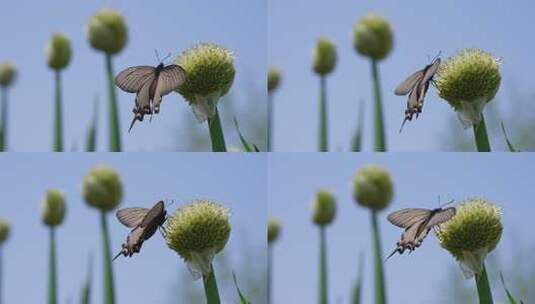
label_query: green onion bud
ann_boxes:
[353,14,394,61]
[165,200,231,279]
[82,165,123,212]
[174,43,235,122]
[353,165,394,211]
[0,219,10,245]
[268,67,282,93]
[45,33,72,70]
[312,38,337,76]
[268,218,281,244]
[41,189,66,227]
[437,198,502,278]
[435,49,501,127]
[311,189,336,226]
[86,9,128,55]
[0,61,16,88]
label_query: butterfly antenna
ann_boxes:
[154,49,161,63]
[162,52,172,63]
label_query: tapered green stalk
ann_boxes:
[473,114,491,152]
[207,107,227,152]
[100,212,115,304]
[318,76,328,152]
[0,88,8,151]
[48,228,57,304]
[53,71,63,152]
[475,264,493,304]
[370,60,386,152]
[370,211,386,304]
[318,227,328,304]
[105,54,121,152]
[203,265,221,304]
[267,93,273,152]
[268,245,272,304]
[85,99,98,152]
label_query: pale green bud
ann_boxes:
[311,190,336,226]
[165,200,231,278]
[353,165,393,211]
[45,33,72,70]
[0,219,10,244]
[41,189,66,227]
[268,218,281,244]
[174,43,235,122]
[353,14,394,61]
[435,49,501,127]
[0,61,16,88]
[437,198,502,278]
[312,38,337,76]
[268,67,282,92]
[82,165,123,212]
[87,9,128,55]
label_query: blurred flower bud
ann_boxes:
[0,61,16,88]
[0,219,10,245]
[353,165,393,211]
[45,33,72,70]
[82,165,123,212]
[87,9,128,55]
[312,38,337,76]
[42,189,67,227]
[311,189,336,226]
[268,218,281,244]
[353,14,394,61]
[268,67,282,93]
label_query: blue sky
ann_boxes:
[0,153,266,303]
[269,0,535,151]
[0,0,266,151]
[268,153,535,303]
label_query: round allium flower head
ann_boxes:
[312,38,337,76]
[437,198,502,278]
[86,9,128,55]
[353,165,393,211]
[165,200,231,279]
[311,190,336,226]
[268,218,281,244]
[42,189,67,227]
[82,165,123,212]
[353,14,394,61]
[0,219,10,244]
[0,61,17,88]
[435,49,501,128]
[174,43,235,122]
[45,33,72,70]
[268,67,282,93]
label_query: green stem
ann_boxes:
[100,212,115,304]
[0,88,8,151]
[105,54,121,152]
[318,226,328,304]
[371,211,386,304]
[48,228,57,304]
[268,245,272,304]
[207,107,227,152]
[371,60,386,152]
[318,76,328,152]
[203,265,221,304]
[267,93,273,152]
[53,71,63,152]
[86,97,98,152]
[473,114,491,152]
[475,263,494,304]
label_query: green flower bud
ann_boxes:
[437,198,502,278]
[87,9,128,55]
[353,14,394,61]
[268,218,281,244]
[311,190,336,226]
[45,33,72,70]
[41,189,67,227]
[0,219,10,245]
[165,200,231,278]
[82,165,123,212]
[353,165,394,211]
[435,49,501,127]
[0,61,16,88]
[174,43,235,122]
[312,38,337,76]
[268,67,282,92]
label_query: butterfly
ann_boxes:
[386,203,456,260]
[394,56,441,132]
[113,200,167,261]
[115,55,186,132]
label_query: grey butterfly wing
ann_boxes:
[153,65,186,110]
[115,66,156,93]
[425,207,456,229]
[387,208,432,228]
[139,201,165,240]
[116,207,150,228]
[417,58,441,102]
[394,70,424,96]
